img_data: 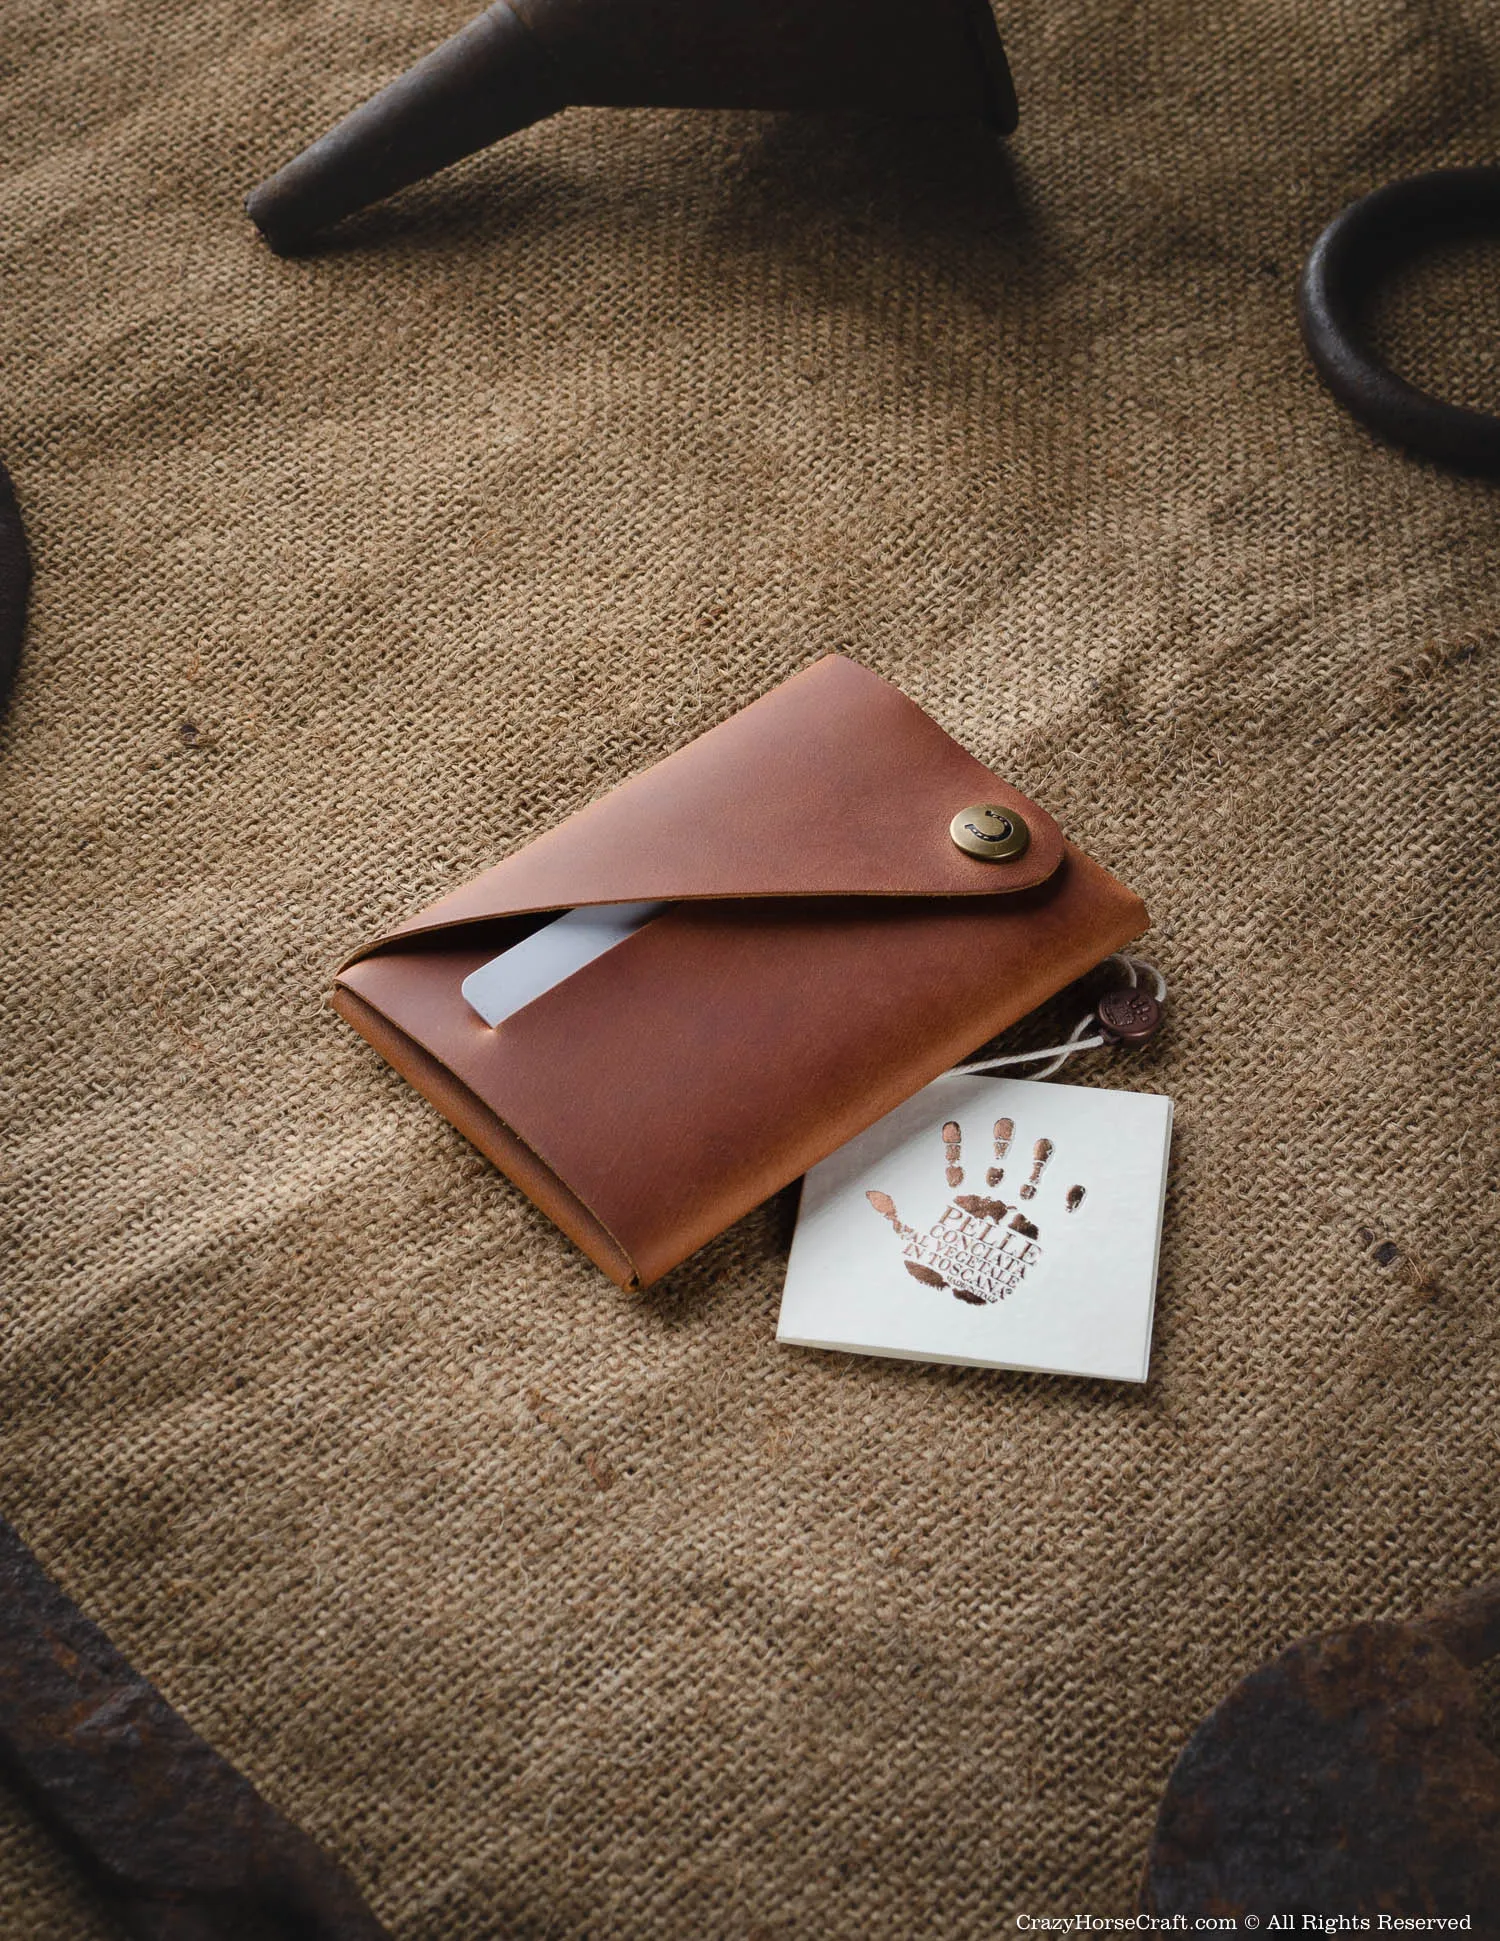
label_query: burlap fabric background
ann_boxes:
[3,0,1499,1931]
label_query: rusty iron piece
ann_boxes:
[0,457,30,716]
[0,1516,390,1940]
[245,0,1018,252]
[1143,1582,1500,1922]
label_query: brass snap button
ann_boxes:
[949,802,1030,862]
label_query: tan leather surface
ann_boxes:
[334,659,1145,1287]
[343,655,1064,962]
[330,982,638,1286]
[338,851,1144,1287]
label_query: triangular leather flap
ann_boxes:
[348,656,1064,964]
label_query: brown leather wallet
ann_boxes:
[333,657,1147,1288]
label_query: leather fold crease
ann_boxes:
[342,656,1065,966]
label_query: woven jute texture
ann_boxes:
[3,0,1499,1932]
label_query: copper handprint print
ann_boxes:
[780,1076,1172,1382]
[866,1117,1086,1306]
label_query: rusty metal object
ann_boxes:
[246,0,1018,253]
[0,458,30,717]
[0,1516,390,1940]
[1143,1582,1500,1921]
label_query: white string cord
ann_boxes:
[951,1011,1107,1081]
[949,954,1168,1082]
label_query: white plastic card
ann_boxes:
[461,902,668,1027]
[778,1075,1173,1384]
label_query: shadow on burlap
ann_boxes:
[2,0,1499,1932]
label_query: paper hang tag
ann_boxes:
[778,1075,1173,1384]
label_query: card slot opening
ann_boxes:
[460,901,672,1028]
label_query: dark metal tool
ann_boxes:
[245,0,1017,253]
[0,1515,390,1940]
[1143,1581,1500,1921]
[1299,167,1500,473]
[0,457,31,717]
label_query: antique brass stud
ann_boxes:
[949,803,1030,862]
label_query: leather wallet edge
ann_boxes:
[330,984,643,1290]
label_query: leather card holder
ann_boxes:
[333,656,1148,1288]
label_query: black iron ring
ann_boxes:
[1298,166,1500,472]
